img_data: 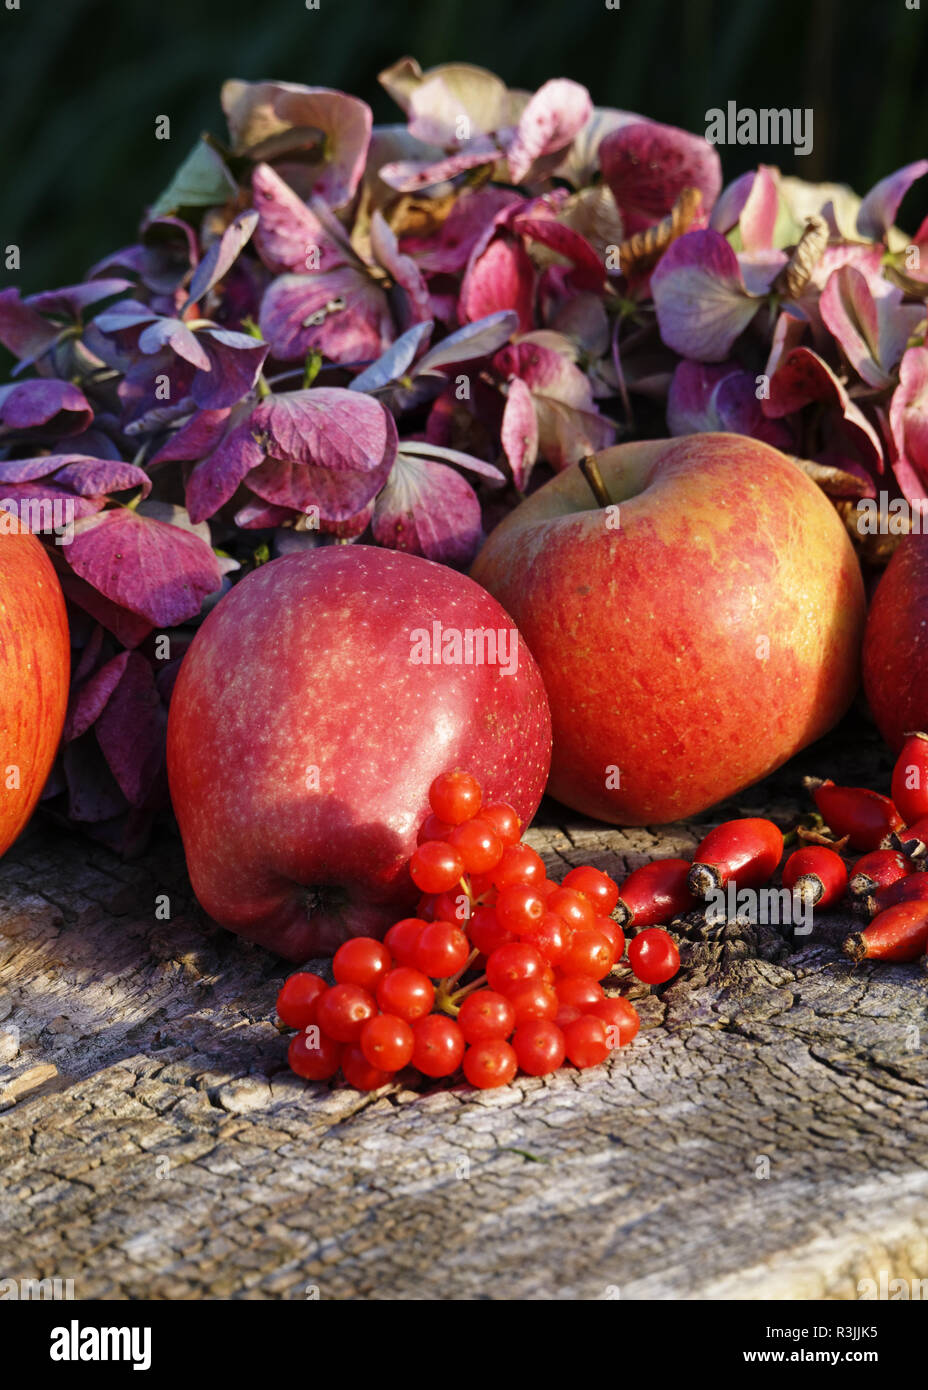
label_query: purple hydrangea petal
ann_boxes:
[651,229,760,362]
[372,451,483,565]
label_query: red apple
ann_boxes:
[863,531,928,751]
[471,434,865,824]
[167,546,551,959]
[0,526,69,856]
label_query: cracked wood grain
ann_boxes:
[0,718,926,1300]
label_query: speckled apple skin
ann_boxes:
[0,527,69,858]
[167,546,551,960]
[471,434,865,825]
[863,532,928,752]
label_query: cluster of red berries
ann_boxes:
[277,769,681,1092]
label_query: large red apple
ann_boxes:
[863,531,928,751]
[0,525,69,856]
[471,433,865,824]
[167,546,551,960]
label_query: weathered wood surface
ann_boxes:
[0,720,926,1301]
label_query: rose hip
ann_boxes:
[891,732,928,827]
[688,819,783,897]
[849,849,914,897]
[614,857,694,927]
[782,846,848,910]
[842,900,928,962]
[805,778,904,852]
[894,815,928,858]
[858,871,928,919]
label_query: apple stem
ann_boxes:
[579,455,611,508]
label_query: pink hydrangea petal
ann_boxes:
[251,162,352,274]
[259,268,392,364]
[600,119,722,235]
[857,160,928,240]
[651,229,760,362]
[500,375,538,490]
[505,78,593,184]
[459,234,536,331]
[65,507,223,626]
[372,451,483,565]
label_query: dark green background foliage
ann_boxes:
[1,0,927,293]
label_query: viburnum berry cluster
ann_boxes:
[276,768,679,1092]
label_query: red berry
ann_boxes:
[507,981,558,1024]
[417,812,454,844]
[521,910,569,964]
[411,1015,466,1077]
[495,883,546,935]
[480,802,522,847]
[457,989,516,1044]
[429,889,472,923]
[558,928,614,979]
[463,1039,518,1089]
[446,817,504,874]
[513,1020,566,1076]
[414,921,470,979]
[562,865,619,915]
[341,1044,394,1091]
[409,841,464,894]
[288,1029,341,1081]
[468,904,514,956]
[562,1015,610,1069]
[589,997,640,1047]
[554,1002,582,1029]
[594,915,625,963]
[333,937,392,992]
[556,976,604,1009]
[486,942,546,995]
[376,967,435,1022]
[276,972,327,1029]
[315,983,377,1042]
[360,1014,414,1071]
[843,900,928,962]
[547,886,595,932]
[537,878,560,899]
[384,917,427,966]
[627,928,680,985]
[429,770,482,825]
[491,843,546,890]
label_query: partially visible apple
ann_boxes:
[863,531,928,751]
[0,525,69,856]
[471,433,865,824]
[167,546,551,960]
